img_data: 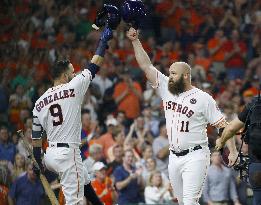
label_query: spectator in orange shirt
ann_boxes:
[91,162,116,205]
[113,69,142,123]
[153,41,180,64]
[194,43,212,72]
[224,29,247,80]
[16,108,30,131]
[94,117,119,159]
[155,0,181,42]
[207,29,227,77]
[189,7,205,34]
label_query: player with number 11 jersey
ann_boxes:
[157,70,224,152]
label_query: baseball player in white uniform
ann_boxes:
[126,27,238,205]
[31,27,113,205]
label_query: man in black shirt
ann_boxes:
[216,96,261,205]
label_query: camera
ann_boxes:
[233,153,249,182]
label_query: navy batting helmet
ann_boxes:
[104,4,121,29]
[121,0,146,29]
[94,4,121,30]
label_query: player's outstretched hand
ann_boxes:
[126,27,139,41]
[100,26,113,42]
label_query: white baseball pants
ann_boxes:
[168,147,210,205]
[44,143,90,205]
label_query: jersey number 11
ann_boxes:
[180,121,189,132]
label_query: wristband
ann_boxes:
[88,63,100,79]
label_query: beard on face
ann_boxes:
[168,75,186,95]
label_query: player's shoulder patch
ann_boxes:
[190,98,197,104]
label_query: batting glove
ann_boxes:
[100,26,113,42]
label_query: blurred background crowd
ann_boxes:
[0,0,260,204]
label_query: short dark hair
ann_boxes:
[51,59,70,80]
[0,125,8,131]
[81,109,90,115]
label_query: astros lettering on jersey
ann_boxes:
[151,65,224,151]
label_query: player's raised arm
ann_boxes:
[87,26,113,79]
[67,26,113,98]
[126,27,157,87]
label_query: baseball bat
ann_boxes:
[17,130,59,205]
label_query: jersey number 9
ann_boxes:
[49,104,63,126]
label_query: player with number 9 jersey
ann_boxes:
[31,26,113,205]
[33,68,91,144]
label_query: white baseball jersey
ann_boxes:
[32,69,92,144]
[152,66,224,151]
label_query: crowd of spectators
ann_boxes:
[0,0,260,204]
